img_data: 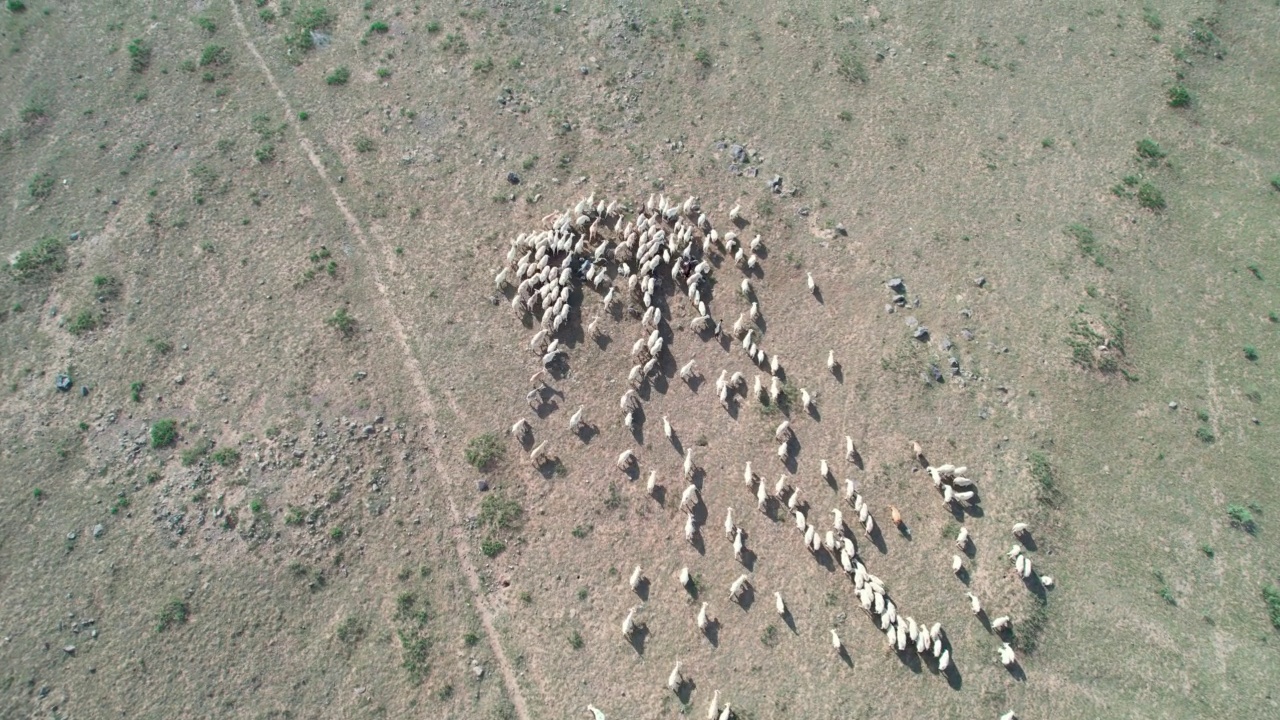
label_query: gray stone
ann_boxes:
[929,365,944,382]
[834,224,847,236]
[69,231,80,242]
[64,645,76,655]
[56,375,73,392]
[884,304,895,314]
[81,386,89,396]
[507,172,520,185]
[767,175,783,193]
[913,326,930,340]
[959,308,972,318]
[886,278,905,292]
[66,531,77,541]
[1168,401,1178,410]
[92,524,104,538]
[174,375,185,385]
[579,65,589,75]
[477,480,489,492]
[730,144,747,163]
[974,276,986,287]
[960,329,975,341]
[940,338,953,351]
[363,425,375,435]
[892,294,906,306]
[472,664,485,678]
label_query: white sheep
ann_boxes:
[823,530,836,553]
[793,509,806,532]
[616,449,636,471]
[827,350,837,372]
[1015,554,1026,576]
[991,616,1011,632]
[854,494,865,513]
[569,406,585,433]
[896,623,908,652]
[800,388,813,412]
[511,418,531,440]
[629,565,644,591]
[912,441,924,461]
[756,480,768,512]
[679,484,699,513]
[966,592,982,615]
[667,661,683,692]
[1000,713,1017,720]
[832,508,844,531]
[956,526,970,550]
[646,470,658,495]
[740,278,752,296]
[729,203,741,221]
[775,420,792,441]
[743,461,754,487]
[529,440,549,466]
[1012,522,1029,537]
[844,478,856,501]
[679,359,698,381]
[753,375,765,402]
[662,415,673,439]
[845,436,856,463]
[1041,575,1055,588]
[938,648,951,671]
[768,376,781,403]
[1021,556,1033,579]
[724,507,736,537]
[679,567,691,588]
[622,607,637,638]
[952,555,964,575]
[787,490,801,511]
[770,354,781,376]
[684,448,696,479]
[733,528,745,560]
[697,602,710,631]
[862,515,875,537]
[685,513,697,544]
[729,574,749,602]
[803,524,816,550]
[807,272,816,293]
[831,628,842,652]
[718,704,732,720]
[777,442,789,462]
[706,690,720,720]
[999,642,1017,667]
[773,475,788,499]
[1007,543,1023,559]
[819,459,830,481]
[775,592,786,616]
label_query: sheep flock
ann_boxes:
[495,193,1048,719]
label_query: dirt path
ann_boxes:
[224,3,534,718]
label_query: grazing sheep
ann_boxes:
[775,592,786,616]
[951,476,976,488]
[952,555,964,575]
[991,616,1011,632]
[1021,556,1033,579]
[1015,554,1026,576]
[724,508,736,537]
[807,273,817,293]
[854,494,865,513]
[952,489,975,504]
[890,505,903,527]
[729,574,750,602]
[511,418,531,440]
[741,278,752,296]
[684,449,696,479]
[679,359,698,381]
[1041,575,1055,588]
[942,486,954,506]
[803,524,816,549]
[857,504,869,523]
[956,526,970,550]
[679,484,699,513]
[823,530,837,553]
[679,567,691,588]
[863,515,875,537]
[662,415,673,439]
[896,623,908,652]
[770,354,782,376]
[697,602,710,631]
[733,528,745,560]
[646,470,658,495]
[965,592,982,615]
[775,420,792,441]
[754,375,765,402]
[685,513,696,544]
[840,550,855,574]
[1007,544,1023,559]
[787,490,801,511]
[846,436,857,463]
[832,508,844,531]
[841,537,857,559]
[569,406,585,433]
[743,462,754,487]
[629,565,644,591]
[819,459,830,481]
[800,388,813,412]
[916,629,930,655]
[912,441,924,462]
[1000,642,1017,667]
[1000,713,1017,720]
[667,661,683,693]
[777,442,789,462]
[831,628,842,652]
[706,691,720,720]
[773,475,788,499]
[616,449,636,471]
[844,478,856,501]
[930,622,942,643]
[529,441,549,466]
[827,350,838,372]
[729,203,741,220]
[938,648,951,671]
[1012,522,1029,537]
[793,509,807,532]
[587,316,602,339]
[756,480,768,512]
[768,376,781,403]
[622,607,637,638]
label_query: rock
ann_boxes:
[959,308,973,318]
[904,315,918,328]
[892,294,906,306]
[886,278,905,292]
[913,326,930,341]
[797,206,810,217]
[63,645,76,655]
[69,231,80,242]
[81,386,89,396]
[974,276,986,287]
[834,223,847,236]
[66,531,77,541]
[940,337,953,351]
[884,304,895,314]
[767,175,783,193]
[477,480,489,492]
[960,329,975,341]
[730,144,747,163]
[507,172,520,185]
[174,375,185,385]
[472,664,485,679]
[56,375,73,392]
[1251,417,1260,424]
[92,524,104,538]
[949,357,961,375]
[1168,402,1178,410]
[929,365,944,382]
[579,65,589,75]
[363,425,375,436]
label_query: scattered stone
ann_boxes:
[884,304,895,314]
[1251,417,1260,424]
[80,386,89,397]
[973,276,986,287]
[92,524,104,538]
[959,308,973,318]
[949,357,961,375]
[1168,401,1178,410]
[472,664,485,679]
[940,337,953,351]
[181,343,189,351]
[743,166,759,178]
[174,375,185,385]
[834,223,847,236]
[730,144,747,163]
[507,172,520,185]
[978,408,990,420]
[912,326,930,341]
[69,231,80,242]
[477,480,489,492]
[63,645,76,655]
[767,175,783,193]
[892,294,906,306]
[579,65,589,75]
[355,371,367,381]
[56,375,72,392]
[960,329,975,341]
[929,365,944,382]
[886,278,905,292]
[797,206,810,217]
[363,425,375,436]
[66,531,77,541]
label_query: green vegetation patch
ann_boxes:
[156,598,190,631]
[464,432,504,471]
[10,237,68,282]
[150,419,179,448]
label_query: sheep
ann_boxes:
[831,628,843,653]
[807,272,816,293]
[1041,575,1055,588]
[679,484,699,513]
[965,592,982,615]
[952,489,975,504]
[743,462,754,487]
[827,350,838,372]
[616,449,636,471]
[787,490,801,511]
[749,301,761,323]
[775,420,792,441]
[529,441,549,466]
[991,616,1011,632]
[679,566,691,588]
[842,536,857,559]
[773,475,788,499]
[685,513,697,544]
[803,524,816,549]
[529,329,548,351]
[952,555,964,575]
[684,449,696,479]
[623,410,636,431]
[729,574,750,602]
[896,623,908,652]
[854,494,865,513]
[663,415,673,439]
[733,528,745,560]
[586,316,602,339]
[800,388,813,412]
[768,376,781,403]
[770,354,782,376]
[840,549,855,574]
[679,359,698,382]
[774,591,787,617]
[863,515,875,537]
[756,480,768,512]
[916,629,930,655]
[938,648,951,671]
[697,602,710,632]
[706,690,720,720]
[511,418,531,440]
[956,526,970,550]
[1000,713,1018,720]
[569,406,585,433]
[730,371,745,391]
[622,607,637,638]
[777,442,789,462]
[753,375,765,402]
[930,622,942,643]
[646,470,658,495]
[912,441,924,462]
[1015,554,1026,576]
[832,508,845,531]
[1007,543,1023,559]
[1012,522,1029,538]
[941,486,954,506]
[951,476,976,488]
[620,389,640,412]
[845,478,856,501]
[823,530,837,553]
[667,661,683,693]
[740,278,752,296]
[721,508,737,539]
[729,203,741,221]
[999,642,1017,667]
[846,436,856,463]
[890,505,903,527]
[1021,556,1033,579]
[819,459,830,481]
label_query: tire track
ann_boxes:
[224,4,534,718]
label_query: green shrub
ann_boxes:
[326,307,355,336]
[329,525,345,541]
[337,616,366,644]
[6,0,26,12]
[10,237,67,282]
[1136,138,1165,159]
[1227,504,1257,533]
[836,50,868,83]
[150,419,178,448]
[286,5,335,53]
[465,433,504,470]
[67,310,99,335]
[1271,175,1280,192]
[127,39,152,72]
[254,144,275,163]
[472,56,494,73]
[156,598,189,631]
[426,20,441,33]
[370,20,389,33]
[325,66,350,85]
[353,135,375,152]
[1243,345,1258,361]
[130,381,144,402]
[180,439,211,466]
[463,631,480,646]
[211,448,241,466]
[28,173,54,199]
[1264,585,1280,629]
[199,44,231,67]
[195,16,217,33]
[1137,182,1166,210]
[479,493,522,530]
[480,537,505,557]
[1195,426,1215,443]
[1168,85,1191,107]
[567,630,584,649]
[694,48,712,68]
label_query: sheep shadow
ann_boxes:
[635,579,651,602]
[651,486,667,506]
[593,333,611,350]
[1004,663,1027,682]
[813,548,836,572]
[831,365,844,383]
[956,567,972,585]
[689,531,706,556]
[627,625,649,655]
[960,502,985,519]
[738,548,757,572]
[704,621,720,648]
[689,467,706,490]
[575,425,599,444]
[686,375,704,394]
[812,287,825,305]
[675,679,696,706]
[944,664,963,690]
[669,434,684,457]
[896,523,912,540]
[1024,574,1048,601]
[780,608,797,634]
[650,371,669,396]
[619,464,640,483]
[723,398,740,420]
[533,399,560,420]
[975,610,991,632]
[894,648,923,674]
[1020,534,1039,552]
[735,586,756,611]
[535,456,561,480]
[836,645,853,667]
[961,540,976,559]
[807,405,822,422]
[850,451,864,471]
